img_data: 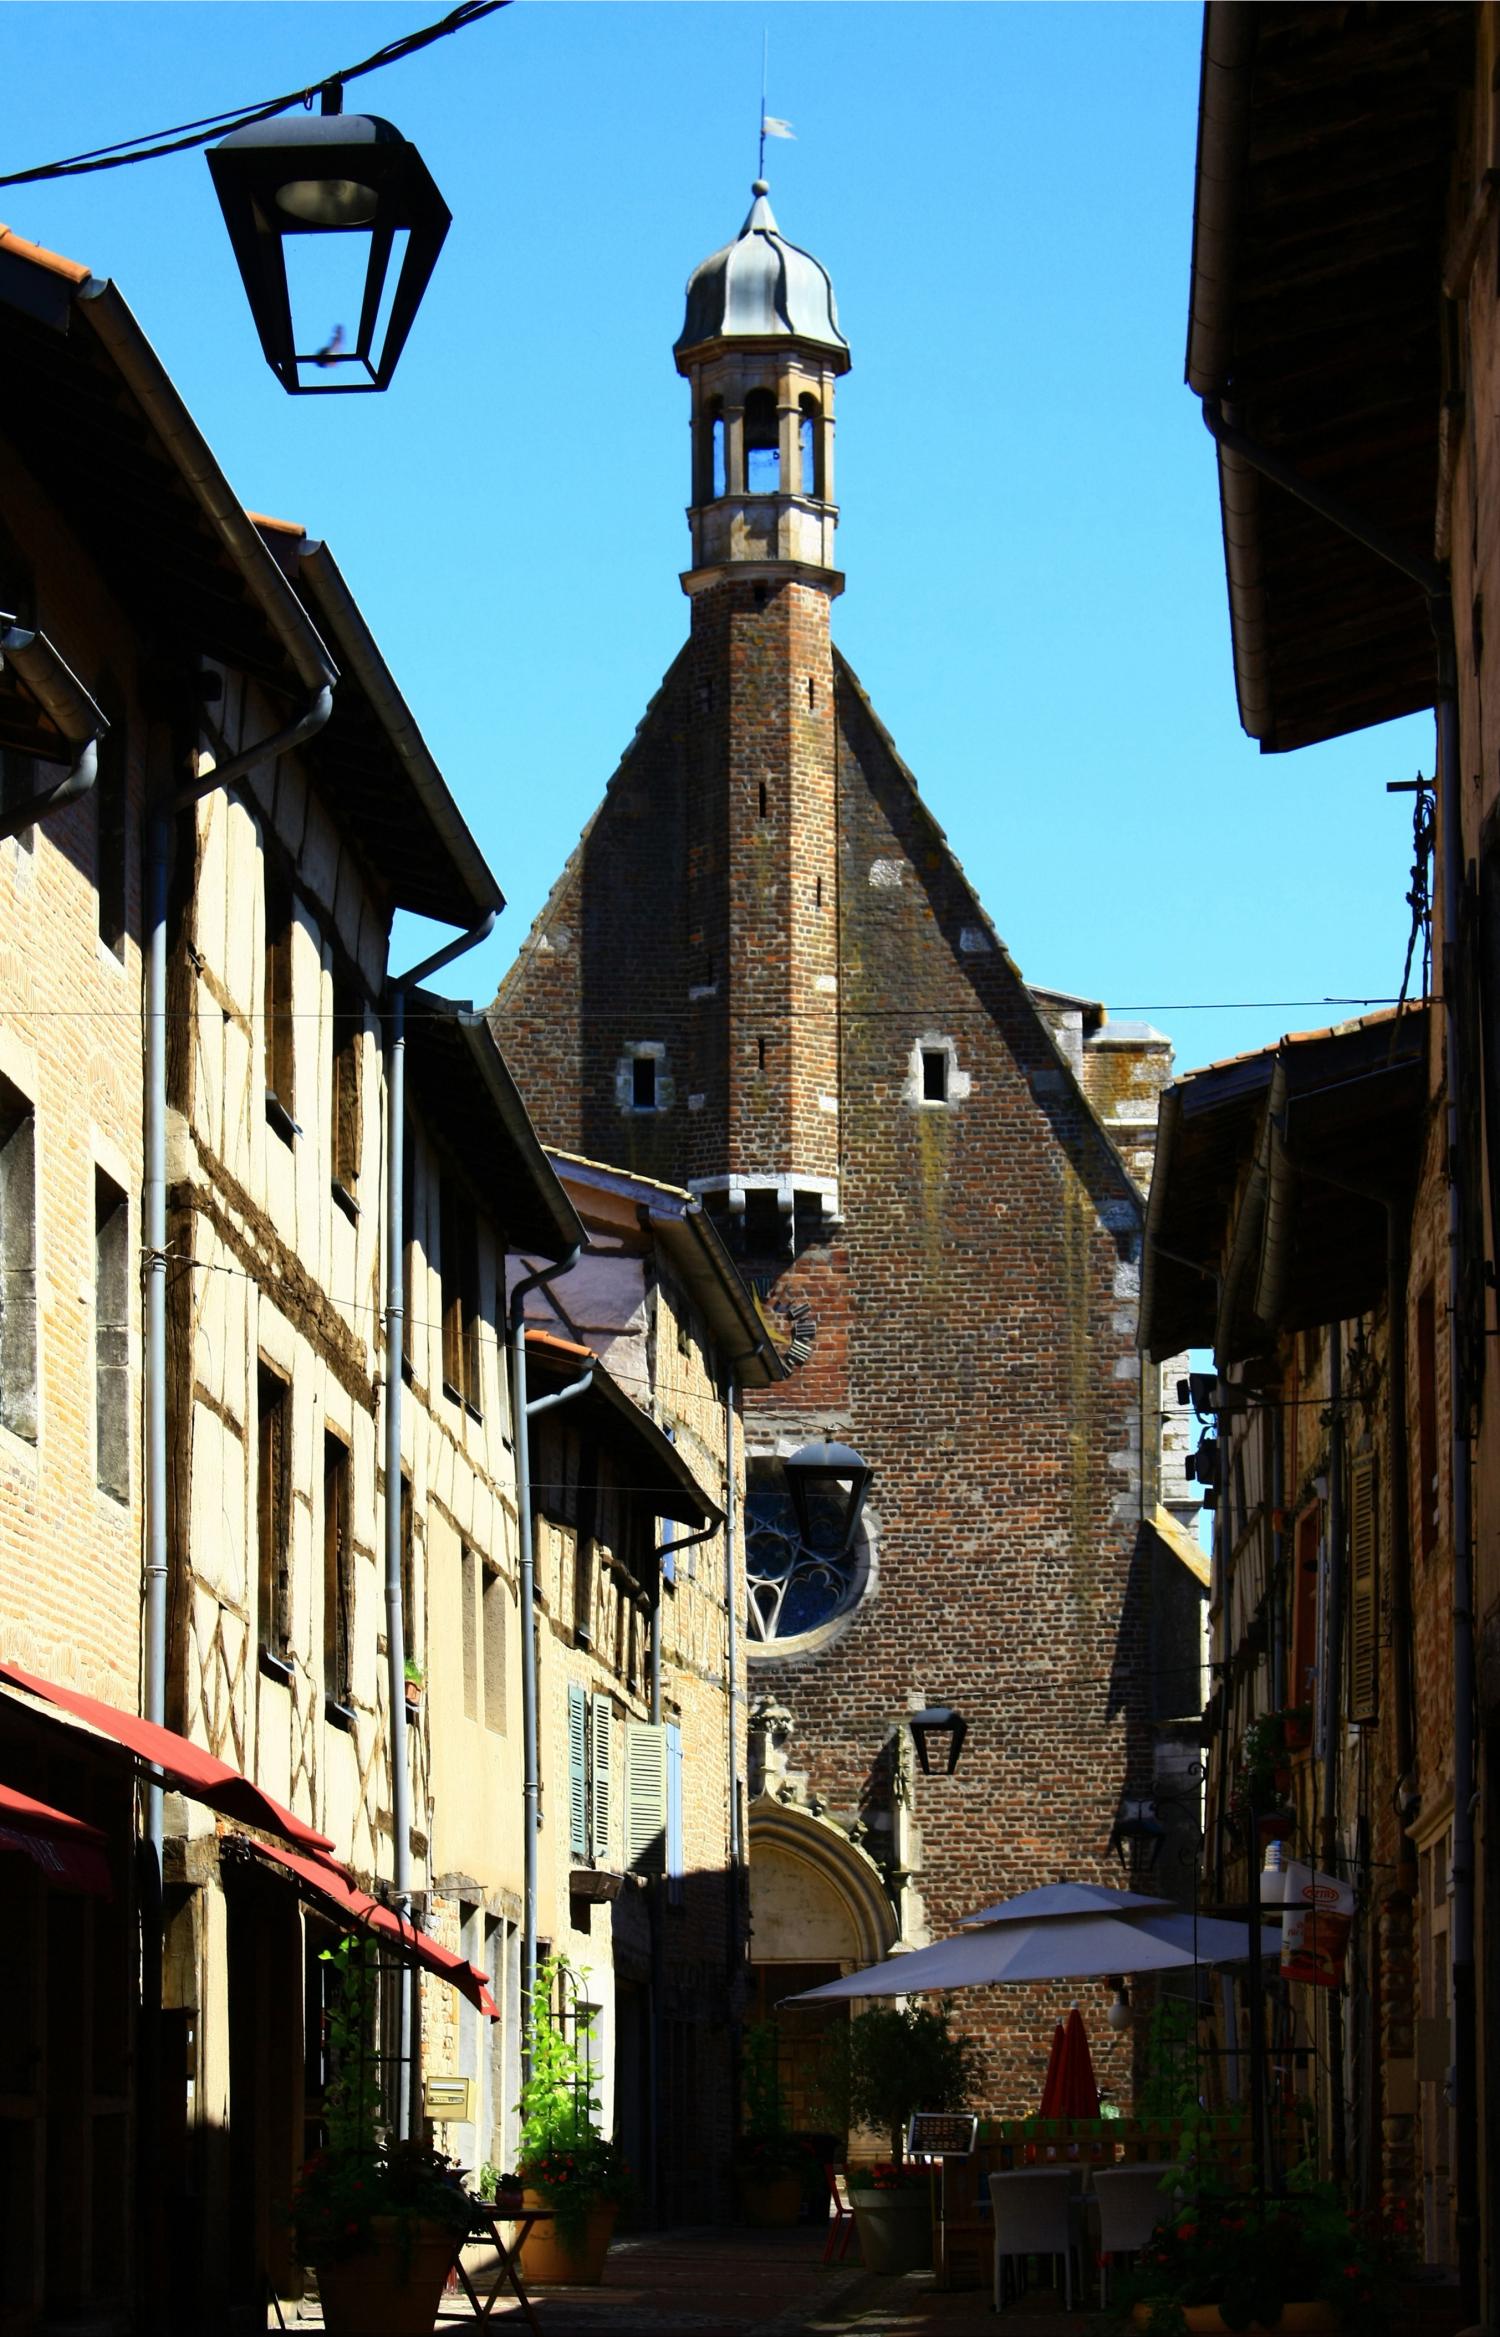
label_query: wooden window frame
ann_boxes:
[258,1362,293,1674]
[323,1431,354,1720]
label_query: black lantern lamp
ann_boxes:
[1110,1795,1167,1870]
[782,1439,872,1559]
[207,84,451,393]
[909,1706,968,1776]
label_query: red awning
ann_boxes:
[0,1659,335,1856]
[0,1781,113,1897]
[238,1837,500,2017]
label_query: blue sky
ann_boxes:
[3,2,1432,1078]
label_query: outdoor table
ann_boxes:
[453,2197,552,2331]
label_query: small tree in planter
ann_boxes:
[732,2021,814,2225]
[514,1953,632,2283]
[291,1936,472,2337]
[814,2001,979,2273]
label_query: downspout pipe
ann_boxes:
[379,906,498,2137]
[1199,393,1476,2307]
[142,683,334,1885]
[507,1251,584,2067]
[0,622,106,842]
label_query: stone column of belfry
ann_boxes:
[675,182,849,1219]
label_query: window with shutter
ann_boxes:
[627,1721,668,1876]
[591,1695,612,1865]
[660,1426,677,1586]
[1348,1451,1379,1722]
[666,1721,684,1906]
[568,1683,588,1863]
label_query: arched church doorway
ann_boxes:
[747,1805,898,2137]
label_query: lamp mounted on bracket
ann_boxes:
[1110,1795,1167,1870]
[908,1706,968,1776]
[207,80,451,393]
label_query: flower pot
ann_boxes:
[404,1681,423,1716]
[1131,2306,1338,2334]
[314,2216,457,2337]
[1284,1715,1312,1753]
[516,2193,617,2284]
[849,2184,932,2274]
[1257,1807,1295,1845]
[736,2171,803,2227]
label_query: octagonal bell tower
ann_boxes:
[675,180,850,593]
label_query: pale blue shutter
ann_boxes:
[666,1721,684,1906]
[590,1694,612,1865]
[568,1682,588,1863]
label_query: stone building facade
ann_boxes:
[493,184,1200,2114]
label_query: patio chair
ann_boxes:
[822,2165,855,2264]
[1090,2163,1170,2307]
[988,2166,1080,2312]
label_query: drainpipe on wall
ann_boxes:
[381,910,498,2138]
[1200,399,1478,2311]
[142,686,334,1873]
[507,1254,585,2073]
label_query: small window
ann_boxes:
[94,1169,129,1499]
[399,1469,416,1676]
[257,1363,292,1668]
[323,1432,353,1711]
[1416,1282,1439,1558]
[460,1544,478,1721]
[712,410,727,498]
[696,398,725,503]
[331,961,362,1200]
[744,388,780,493]
[632,1056,657,1111]
[0,1078,37,1442]
[922,1049,948,1103]
[482,1560,506,1733]
[263,858,296,1134]
[440,1172,481,1414]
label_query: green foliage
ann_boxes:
[813,2000,979,2163]
[732,2019,811,2176]
[515,1953,631,2252]
[292,1937,469,2265]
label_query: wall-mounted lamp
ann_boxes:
[208,82,451,393]
[1105,1979,1132,2031]
[909,1706,968,1776]
[1110,1795,1167,1870]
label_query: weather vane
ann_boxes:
[758,29,795,181]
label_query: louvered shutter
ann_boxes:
[627,1721,667,1876]
[591,1694,612,1865]
[1349,1453,1379,1721]
[666,1721,684,1906]
[568,1682,588,1862]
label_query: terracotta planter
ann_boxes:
[314,2216,458,2337]
[1131,2306,1338,2334]
[849,2185,932,2274]
[736,2171,803,2227]
[516,2193,617,2284]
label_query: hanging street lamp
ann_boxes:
[207,83,450,393]
[908,1705,969,1776]
[782,1439,872,1560]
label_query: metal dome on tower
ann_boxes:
[675,181,848,360]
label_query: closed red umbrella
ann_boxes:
[1038,2019,1067,2114]
[1041,2004,1100,2120]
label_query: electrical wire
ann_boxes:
[0,2,510,191]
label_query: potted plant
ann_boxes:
[1118,2177,1413,2334]
[815,2001,979,2274]
[403,1657,424,1715]
[732,2021,810,2225]
[291,1939,472,2337]
[514,1952,632,2283]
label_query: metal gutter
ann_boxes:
[0,622,106,841]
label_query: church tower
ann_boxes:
[493,185,1190,2121]
[673,183,849,1248]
